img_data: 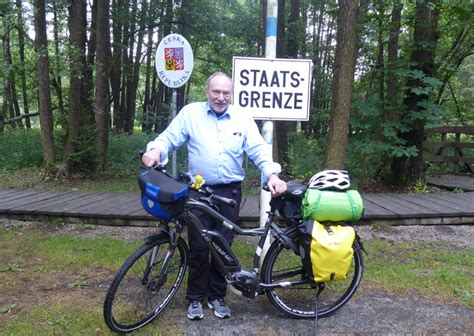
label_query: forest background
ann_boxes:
[0,0,473,192]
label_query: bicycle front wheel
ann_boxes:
[103,233,188,333]
[262,229,364,319]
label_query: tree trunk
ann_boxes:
[306,0,325,137]
[299,0,308,57]
[82,0,97,123]
[9,67,23,129]
[95,0,110,169]
[142,0,154,133]
[273,0,286,164]
[2,24,14,130]
[125,0,146,134]
[111,0,124,132]
[386,0,402,122]
[119,0,133,133]
[287,0,300,58]
[2,7,23,130]
[376,2,385,118]
[390,0,440,185]
[16,0,31,129]
[63,0,88,170]
[52,0,66,127]
[176,0,190,112]
[276,0,300,167]
[259,0,268,56]
[154,20,165,133]
[34,0,56,174]
[319,10,336,136]
[155,0,174,133]
[276,0,286,58]
[286,0,300,139]
[0,100,5,132]
[324,0,358,169]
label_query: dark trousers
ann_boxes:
[186,182,242,302]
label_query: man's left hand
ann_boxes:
[267,174,287,197]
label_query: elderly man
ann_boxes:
[142,72,286,320]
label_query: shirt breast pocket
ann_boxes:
[226,131,244,154]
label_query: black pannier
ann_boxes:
[270,181,307,220]
[138,169,189,220]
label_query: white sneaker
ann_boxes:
[187,300,204,320]
[207,298,231,318]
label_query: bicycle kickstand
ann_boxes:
[313,283,325,335]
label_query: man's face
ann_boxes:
[206,75,233,113]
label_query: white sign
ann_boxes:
[232,57,312,121]
[155,34,194,88]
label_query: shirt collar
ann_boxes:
[206,102,232,119]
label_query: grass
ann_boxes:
[0,226,139,272]
[364,239,474,306]
[2,303,108,336]
[0,222,472,335]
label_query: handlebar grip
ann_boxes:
[213,194,237,208]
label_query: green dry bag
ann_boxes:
[301,189,364,222]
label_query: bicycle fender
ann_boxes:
[144,232,168,245]
[354,234,368,256]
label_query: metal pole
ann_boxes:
[171,89,177,177]
[260,0,278,258]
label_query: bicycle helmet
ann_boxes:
[308,170,350,191]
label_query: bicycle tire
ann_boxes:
[103,233,188,333]
[261,228,363,319]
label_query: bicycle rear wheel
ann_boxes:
[103,233,188,333]
[262,229,363,319]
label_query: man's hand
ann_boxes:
[142,148,161,167]
[267,174,287,197]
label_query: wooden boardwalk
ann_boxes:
[0,187,473,227]
[426,174,474,191]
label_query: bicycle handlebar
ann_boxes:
[210,192,238,208]
[139,150,238,210]
[145,170,237,209]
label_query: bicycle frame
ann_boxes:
[163,196,308,298]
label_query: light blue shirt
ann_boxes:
[146,102,281,185]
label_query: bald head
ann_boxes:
[205,72,233,114]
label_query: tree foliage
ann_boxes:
[0,0,472,185]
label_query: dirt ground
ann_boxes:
[1,218,473,335]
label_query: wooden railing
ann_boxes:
[424,126,474,174]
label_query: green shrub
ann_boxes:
[107,132,156,175]
[0,129,46,170]
[287,132,325,181]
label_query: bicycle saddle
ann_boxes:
[284,180,307,199]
